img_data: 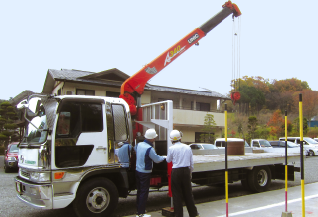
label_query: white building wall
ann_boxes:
[141,91,151,104]
[173,109,224,126]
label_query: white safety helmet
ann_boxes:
[118,142,124,147]
[144,129,158,139]
[170,130,182,141]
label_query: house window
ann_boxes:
[191,102,210,111]
[76,89,95,96]
[195,132,214,143]
[57,89,61,95]
[106,91,120,98]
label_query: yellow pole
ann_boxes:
[224,104,228,217]
[299,93,305,217]
[284,110,288,212]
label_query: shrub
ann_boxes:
[307,127,318,138]
[0,146,4,155]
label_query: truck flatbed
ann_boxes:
[193,153,300,172]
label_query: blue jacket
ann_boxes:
[118,143,132,166]
[135,139,165,173]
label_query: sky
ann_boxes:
[1,0,317,101]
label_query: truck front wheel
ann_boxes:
[308,150,315,156]
[73,177,119,217]
[247,166,271,193]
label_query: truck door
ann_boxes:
[105,102,131,165]
[53,98,109,168]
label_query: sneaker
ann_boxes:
[136,214,151,217]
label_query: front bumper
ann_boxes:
[15,176,52,209]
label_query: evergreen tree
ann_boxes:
[201,114,217,143]
[0,101,19,147]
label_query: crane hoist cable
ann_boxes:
[231,16,241,105]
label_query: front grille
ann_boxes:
[20,170,30,179]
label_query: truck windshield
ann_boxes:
[304,138,318,145]
[22,115,48,144]
[9,144,19,153]
[259,140,272,147]
[20,96,49,145]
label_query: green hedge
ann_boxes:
[0,146,4,155]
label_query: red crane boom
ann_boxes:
[119,1,241,138]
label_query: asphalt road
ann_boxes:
[0,155,317,217]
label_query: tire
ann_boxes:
[308,150,315,156]
[73,177,119,217]
[247,166,271,193]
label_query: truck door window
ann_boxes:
[56,112,70,135]
[82,103,102,132]
[56,102,103,138]
[253,141,260,147]
[112,104,128,141]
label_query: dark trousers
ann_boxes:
[171,167,198,217]
[136,171,151,215]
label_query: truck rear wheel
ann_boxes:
[247,166,271,193]
[73,177,119,217]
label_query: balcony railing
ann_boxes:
[173,106,223,113]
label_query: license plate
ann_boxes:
[16,181,22,193]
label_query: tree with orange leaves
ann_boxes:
[267,110,285,138]
[293,90,318,126]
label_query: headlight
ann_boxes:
[30,172,51,182]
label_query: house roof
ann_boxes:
[10,90,35,106]
[42,68,229,99]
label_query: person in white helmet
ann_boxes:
[135,128,166,217]
[166,130,199,217]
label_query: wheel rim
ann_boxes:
[257,169,268,187]
[86,187,110,213]
[310,151,314,156]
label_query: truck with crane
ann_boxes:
[14,2,301,217]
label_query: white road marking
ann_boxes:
[216,194,318,217]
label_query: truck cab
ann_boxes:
[15,94,135,216]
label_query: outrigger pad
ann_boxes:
[162,207,175,217]
[281,212,293,217]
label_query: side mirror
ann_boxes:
[28,97,41,114]
[5,150,7,155]
[17,99,29,110]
